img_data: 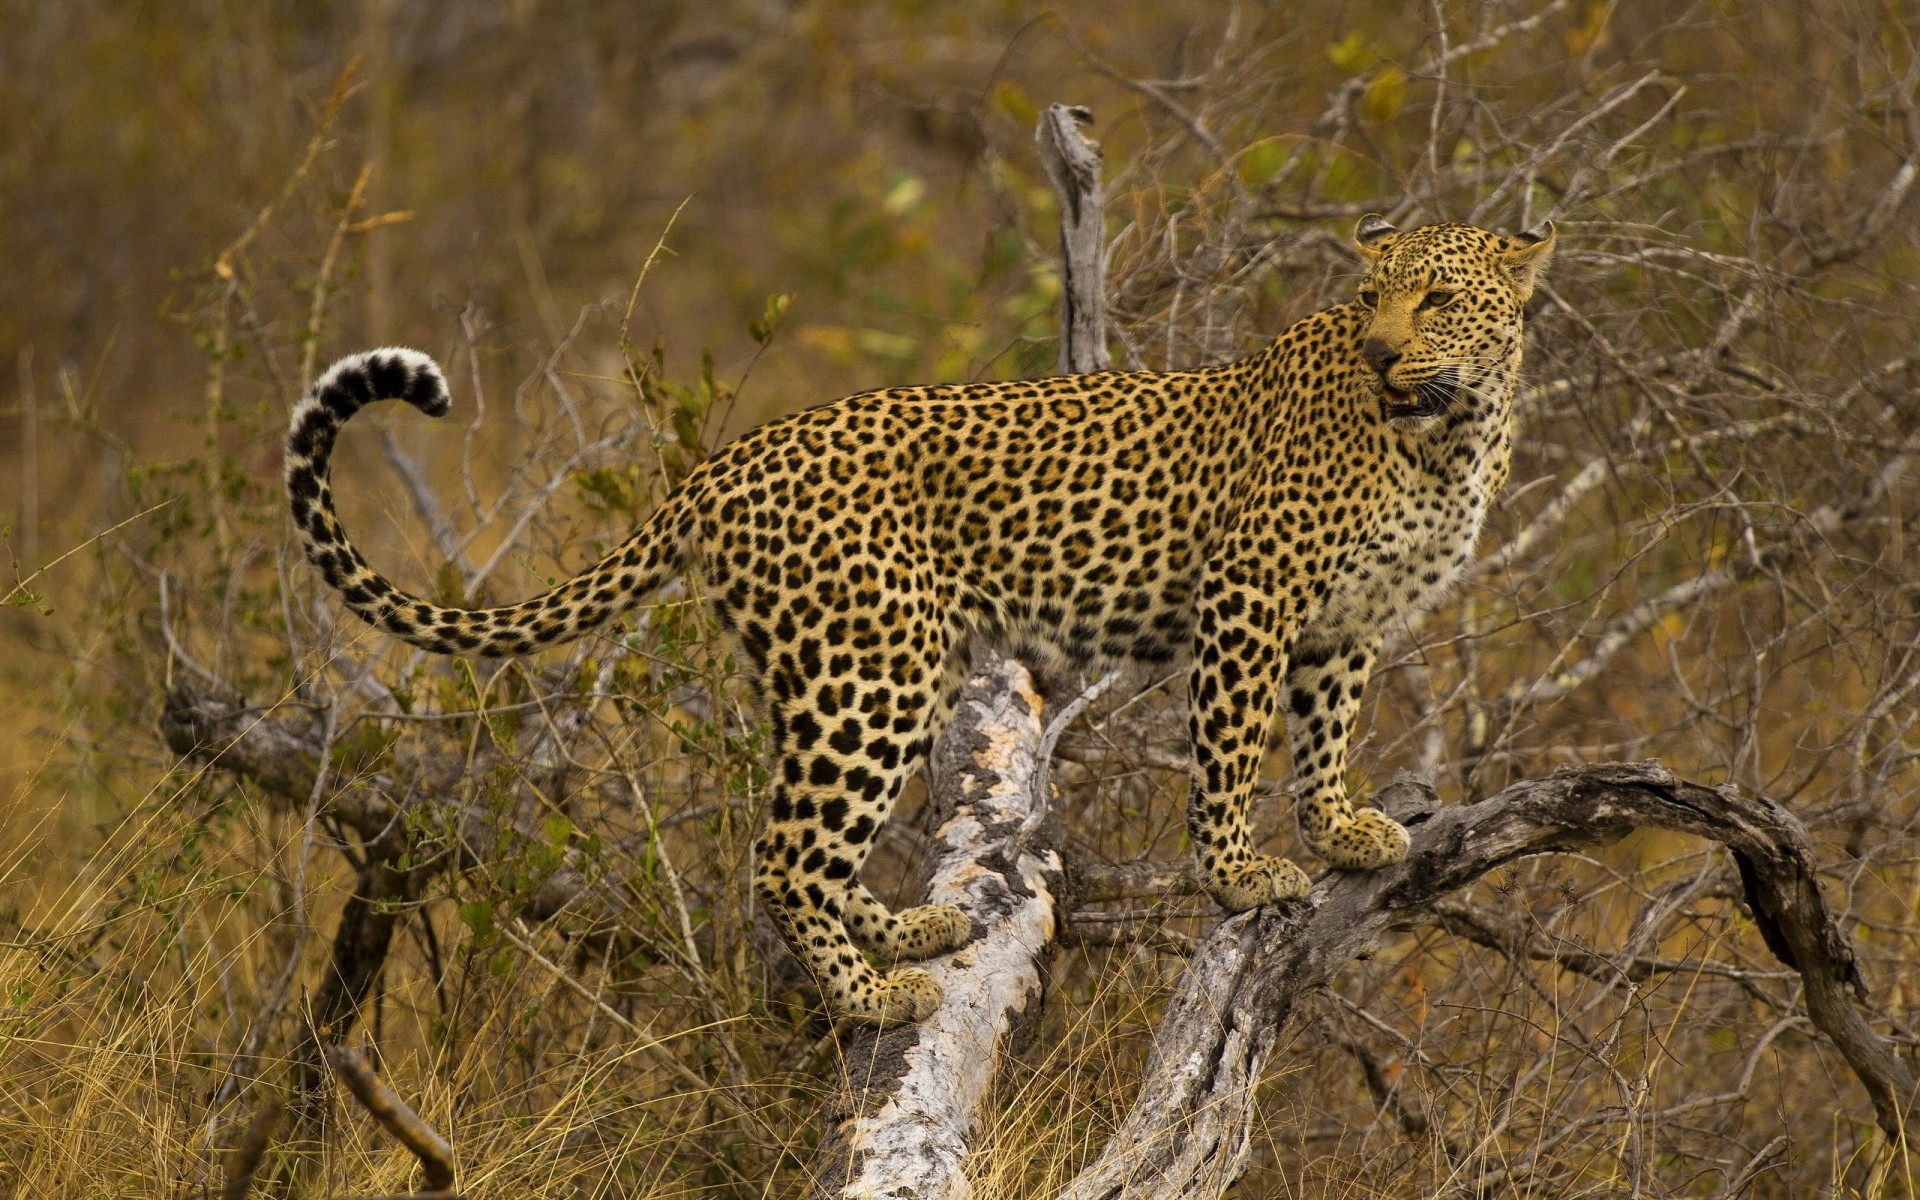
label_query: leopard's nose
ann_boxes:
[1361,338,1401,378]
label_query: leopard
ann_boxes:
[285,215,1556,1025]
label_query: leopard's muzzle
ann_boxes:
[1381,368,1460,420]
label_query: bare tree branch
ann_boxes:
[219,1098,283,1200]
[1057,763,1913,1198]
[810,649,1062,1199]
[325,1043,461,1199]
[1036,104,1112,374]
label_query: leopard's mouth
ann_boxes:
[1381,371,1459,420]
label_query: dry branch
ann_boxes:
[220,1098,283,1200]
[160,677,598,1104]
[1036,104,1110,374]
[325,1044,461,1198]
[160,683,398,834]
[811,649,1063,1199]
[1056,763,1914,1198]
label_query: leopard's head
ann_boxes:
[1349,216,1556,420]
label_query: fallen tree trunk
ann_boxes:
[811,648,1063,1200]
[1056,762,1915,1198]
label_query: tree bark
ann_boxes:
[810,648,1063,1200]
[1036,104,1110,374]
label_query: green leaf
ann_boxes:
[1238,139,1289,187]
[749,293,792,345]
[1328,30,1373,72]
[458,900,497,941]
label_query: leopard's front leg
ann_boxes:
[1186,566,1311,911]
[1283,631,1408,869]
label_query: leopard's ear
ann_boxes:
[1500,221,1557,301]
[1353,214,1400,262]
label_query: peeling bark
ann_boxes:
[1036,104,1110,375]
[812,649,1063,1200]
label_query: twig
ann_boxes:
[379,428,473,574]
[302,163,371,390]
[1021,669,1119,846]
[213,58,361,282]
[3,500,175,609]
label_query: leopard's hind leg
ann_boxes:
[752,617,967,1023]
[844,883,974,962]
[841,642,974,963]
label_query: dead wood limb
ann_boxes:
[161,678,594,1113]
[161,680,593,914]
[161,681,404,837]
[220,1097,283,1200]
[163,681,428,1115]
[811,648,1063,1200]
[161,683,395,834]
[1036,104,1110,374]
[1065,856,1201,906]
[325,1043,461,1198]
[1056,762,1914,1199]
[293,856,425,1109]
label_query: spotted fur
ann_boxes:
[286,217,1556,1024]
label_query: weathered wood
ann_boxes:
[325,1044,462,1198]
[161,681,397,834]
[1056,763,1914,1198]
[811,648,1063,1200]
[1036,104,1110,374]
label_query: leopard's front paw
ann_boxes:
[1310,807,1411,870]
[1205,853,1312,912]
[885,903,973,961]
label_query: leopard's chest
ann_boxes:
[1313,434,1504,630]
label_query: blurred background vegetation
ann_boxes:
[3,1,1920,1196]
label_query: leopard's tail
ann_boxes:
[286,348,688,656]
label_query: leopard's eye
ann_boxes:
[1357,289,1380,308]
[1419,290,1456,310]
